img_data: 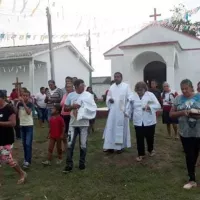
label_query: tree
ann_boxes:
[170,4,200,37]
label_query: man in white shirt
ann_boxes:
[35,87,47,128]
[103,72,132,154]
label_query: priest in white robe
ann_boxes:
[103,72,132,153]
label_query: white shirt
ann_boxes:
[35,93,46,108]
[126,91,161,126]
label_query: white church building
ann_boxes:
[104,24,200,92]
[0,41,93,95]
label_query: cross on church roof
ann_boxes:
[149,8,161,21]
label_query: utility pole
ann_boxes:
[46,6,55,80]
[87,29,92,86]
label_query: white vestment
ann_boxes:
[77,91,97,121]
[103,82,132,150]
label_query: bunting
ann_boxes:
[20,0,28,14]
[0,21,199,43]
[30,0,41,16]
[12,0,16,13]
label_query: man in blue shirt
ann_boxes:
[63,79,90,173]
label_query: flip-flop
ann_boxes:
[17,172,27,185]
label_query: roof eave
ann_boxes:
[104,24,200,56]
[32,42,94,72]
[32,42,70,58]
[0,56,32,61]
[119,41,179,49]
[67,42,94,71]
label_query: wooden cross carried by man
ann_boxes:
[12,77,23,97]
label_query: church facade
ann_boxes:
[104,24,200,92]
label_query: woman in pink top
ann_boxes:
[60,83,74,151]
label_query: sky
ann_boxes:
[0,0,199,77]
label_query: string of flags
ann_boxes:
[0,20,199,43]
[0,2,199,42]
[184,6,200,21]
[157,6,200,26]
[0,32,95,42]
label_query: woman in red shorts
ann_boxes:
[0,91,26,186]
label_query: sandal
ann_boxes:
[17,172,27,185]
[136,156,144,162]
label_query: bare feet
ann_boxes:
[17,171,27,185]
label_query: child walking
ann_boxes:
[0,91,26,186]
[42,105,65,166]
[17,91,34,169]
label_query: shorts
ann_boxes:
[0,145,16,167]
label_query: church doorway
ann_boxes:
[143,61,166,89]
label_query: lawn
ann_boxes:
[1,118,200,200]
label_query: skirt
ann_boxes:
[162,110,178,124]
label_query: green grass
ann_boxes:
[96,101,106,108]
[1,118,200,200]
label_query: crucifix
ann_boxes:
[12,77,23,97]
[149,8,161,21]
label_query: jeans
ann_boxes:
[47,108,52,121]
[180,136,200,181]
[66,127,88,168]
[135,124,156,156]
[21,126,33,164]
[38,108,48,123]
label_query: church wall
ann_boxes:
[53,47,90,88]
[0,65,30,95]
[174,50,200,93]
[122,45,176,89]
[120,26,200,49]
[35,47,90,89]
[33,66,48,94]
[110,56,133,89]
